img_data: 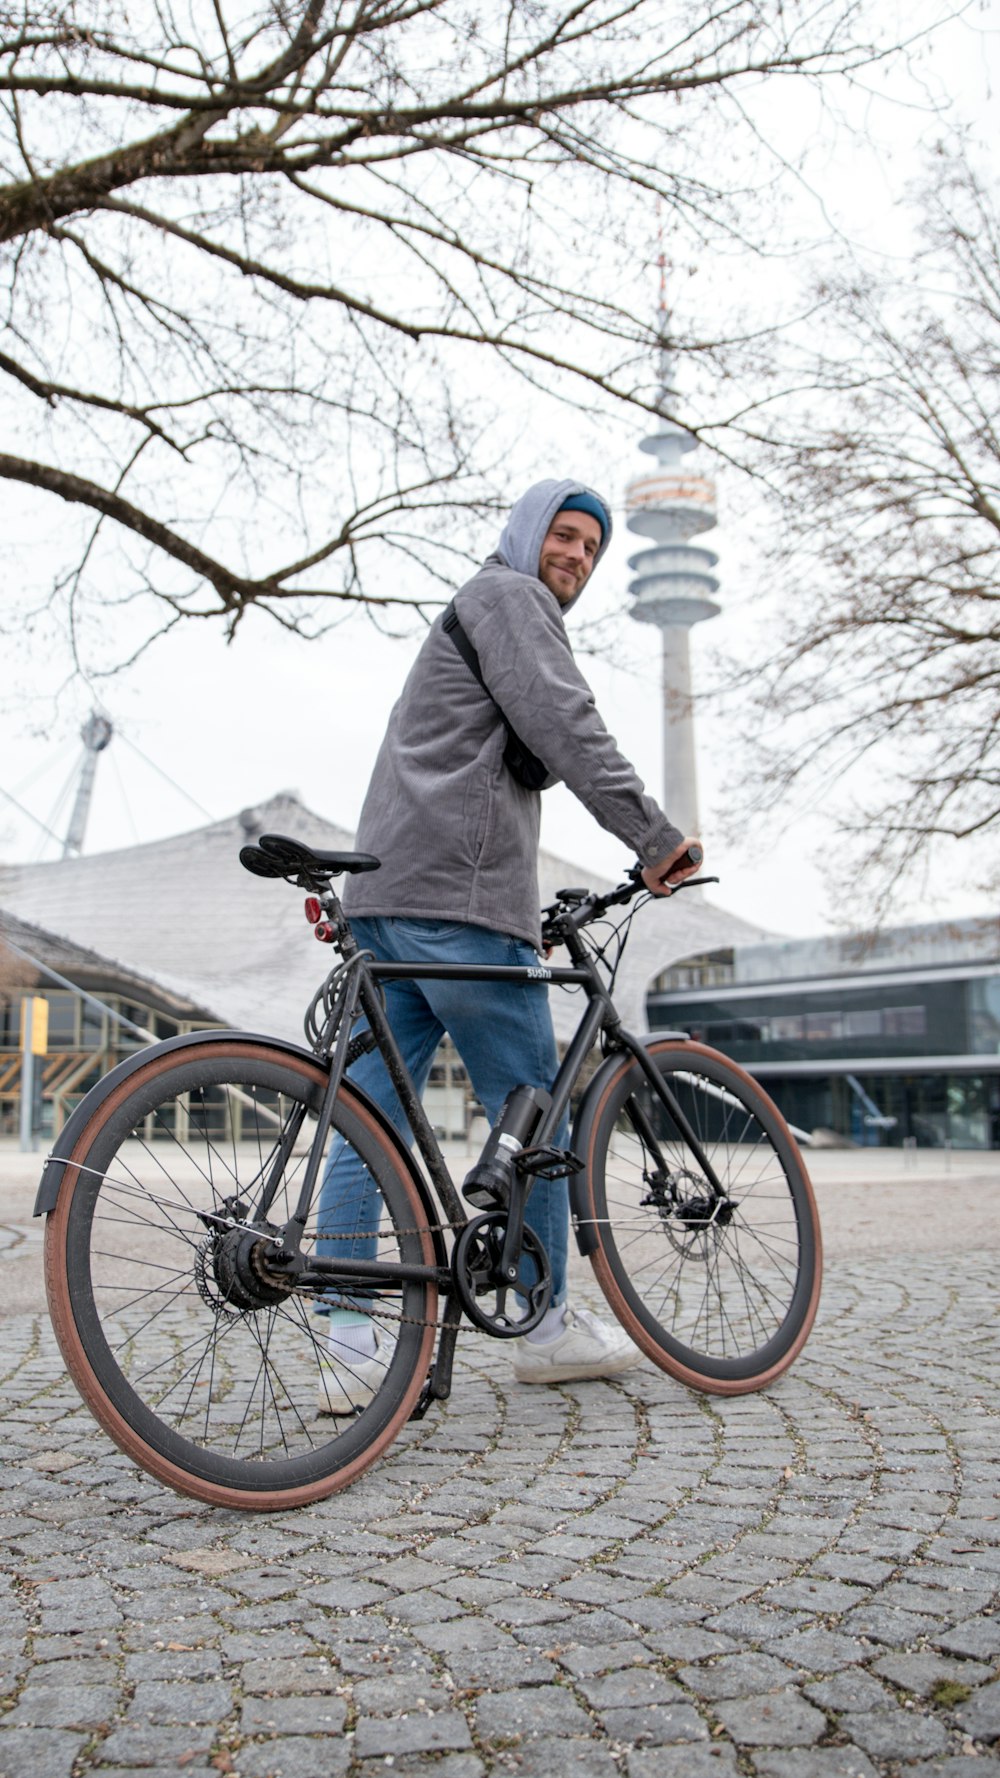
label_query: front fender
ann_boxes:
[33,1030,447,1269]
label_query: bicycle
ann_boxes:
[36,833,822,1512]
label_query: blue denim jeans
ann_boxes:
[316,915,569,1305]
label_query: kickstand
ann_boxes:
[409,1305,462,1420]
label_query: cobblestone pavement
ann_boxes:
[1,1160,999,1778]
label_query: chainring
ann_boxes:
[451,1212,552,1337]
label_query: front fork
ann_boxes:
[613,1035,725,1199]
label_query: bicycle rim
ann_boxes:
[45,1042,438,1508]
[581,1042,821,1392]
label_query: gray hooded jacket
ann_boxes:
[343,479,683,949]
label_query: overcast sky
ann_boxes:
[1,1,996,942]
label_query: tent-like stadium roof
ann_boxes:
[0,792,766,1045]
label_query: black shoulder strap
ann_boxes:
[441,600,550,791]
[442,600,487,689]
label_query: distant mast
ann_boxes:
[625,281,720,839]
[63,712,113,858]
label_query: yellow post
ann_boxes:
[26,1002,48,1052]
[19,996,48,1151]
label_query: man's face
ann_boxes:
[538,510,603,605]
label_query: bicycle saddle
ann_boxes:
[239,833,381,879]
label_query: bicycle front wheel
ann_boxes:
[576,1041,821,1393]
[44,1041,438,1509]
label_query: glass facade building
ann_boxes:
[648,917,1000,1150]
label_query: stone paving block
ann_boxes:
[642,1626,740,1663]
[124,1649,223,1682]
[351,1675,454,1715]
[219,1631,318,1660]
[955,1677,1000,1742]
[764,1578,865,1614]
[575,1670,683,1710]
[713,1692,827,1747]
[903,1760,1000,1776]
[872,1650,993,1697]
[492,1738,615,1777]
[812,1554,894,1588]
[411,1617,509,1655]
[563,1609,652,1644]
[4,1681,118,1728]
[85,1768,215,1777]
[750,1750,879,1777]
[611,1597,700,1632]
[389,1591,467,1625]
[98,1724,216,1764]
[474,1683,592,1739]
[125,1678,233,1724]
[705,1605,810,1641]
[238,1656,337,1695]
[846,1706,952,1759]
[553,1573,650,1605]
[935,1616,1000,1661]
[680,1654,802,1702]
[353,1709,474,1756]
[353,1758,484,1778]
[303,1578,389,1611]
[555,1641,652,1678]
[804,1669,895,1713]
[839,1603,941,1645]
[601,1701,710,1745]
[765,1628,871,1673]
[0,1727,85,1778]
[236,1738,352,1778]
[446,1647,558,1691]
[240,1693,349,1734]
[627,1746,740,1777]
[877,1579,962,1617]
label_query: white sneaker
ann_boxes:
[512,1305,643,1384]
[316,1326,396,1416]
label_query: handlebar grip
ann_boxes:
[672,843,703,874]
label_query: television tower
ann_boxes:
[63,712,113,857]
[625,272,720,838]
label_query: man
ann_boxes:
[316,478,701,1412]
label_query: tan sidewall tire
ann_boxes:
[44,1042,438,1510]
[583,1041,823,1397]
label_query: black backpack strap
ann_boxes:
[442,600,487,689]
[441,600,551,792]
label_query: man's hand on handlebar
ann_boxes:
[642,837,703,897]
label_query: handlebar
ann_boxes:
[541,849,718,946]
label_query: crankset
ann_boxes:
[451,1212,552,1337]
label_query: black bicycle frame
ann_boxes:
[286,938,723,1296]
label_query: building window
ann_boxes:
[654,949,735,992]
[843,1009,882,1038]
[883,1005,926,1037]
[46,993,78,1049]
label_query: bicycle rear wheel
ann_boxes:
[575,1040,821,1393]
[44,1041,438,1509]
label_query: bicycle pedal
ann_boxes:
[514,1145,583,1182]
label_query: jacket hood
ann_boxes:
[494,479,613,611]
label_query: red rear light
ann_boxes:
[314,922,335,944]
[304,896,322,924]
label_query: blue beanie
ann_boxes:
[558,491,610,540]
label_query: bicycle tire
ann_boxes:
[575,1040,822,1394]
[44,1040,438,1509]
